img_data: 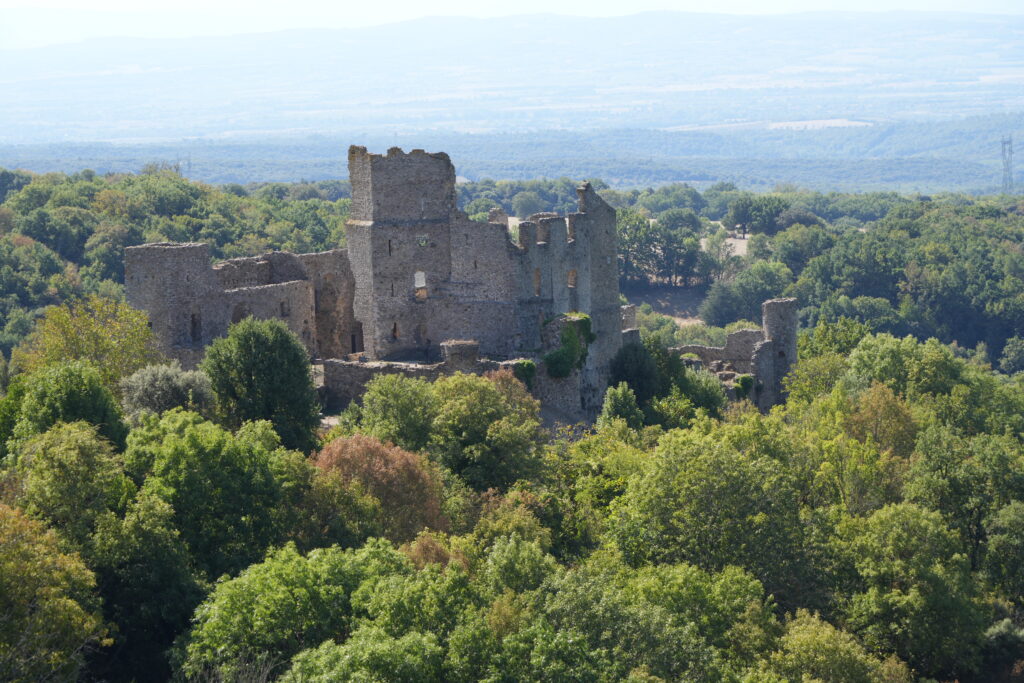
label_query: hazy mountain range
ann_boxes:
[1,11,1022,190]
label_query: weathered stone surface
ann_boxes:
[126,146,628,423]
[672,298,798,410]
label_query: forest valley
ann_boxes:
[2,166,1024,681]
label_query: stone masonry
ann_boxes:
[674,298,798,411]
[126,146,631,422]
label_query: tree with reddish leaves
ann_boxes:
[315,434,447,542]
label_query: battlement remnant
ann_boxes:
[126,146,628,423]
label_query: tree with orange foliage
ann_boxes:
[315,434,447,542]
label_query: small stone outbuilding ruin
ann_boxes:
[674,298,798,410]
[126,146,630,422]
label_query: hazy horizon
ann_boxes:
[2,8,1021,192]
[3,3,1024,49]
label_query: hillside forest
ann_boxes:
[3,165,1024,681]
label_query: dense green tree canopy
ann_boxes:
[4,167,1024,681]
[0,503,105,682]
[201,317,320,451]
[7,360,128,454]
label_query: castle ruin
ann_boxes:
[125,146,797,420]
[674,297,798,411]
[126,146,629,422]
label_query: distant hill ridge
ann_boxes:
[1,11,1021,191]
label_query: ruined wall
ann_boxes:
[346,145,524,361]
[671,298,799,411]
[567,184,622,414]
[322,349,505,409]
[675,328,764,373]
[348,146,457,223]
[347,146,457,360]
[223,281,316,352]
[758,298,799,409]
[621,304,638,331]
[127,146,625,424]
[127,242,360,366]
[297,250,358,359]
[125,242,226,367]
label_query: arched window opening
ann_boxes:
[280,300,290,317]
[533,268,541,297]
[391,322,399,340]
[567,269,577,288]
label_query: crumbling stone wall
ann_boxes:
[126,243,356,366]
[127,145,626,423]
[125,243,225,368]
[322,340,506,409]
[755,297,798,409]
[675,328,763,373]
[672,298,798,410]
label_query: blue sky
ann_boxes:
[2,0,1022,49]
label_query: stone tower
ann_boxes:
[346,146,458,360]
[570,183,622,413]
[754,297,799,409]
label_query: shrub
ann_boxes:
[512,359,537,390]
[11,295,163,394]
[359,374,436,452]
[430,371,543,491]
[543,315,593,379]
[17,421,132,547]
[597,382,645,431]
[9,361,127,454]
[315,434,447,542]
[0,503,105,682]
[609,342,660,405]
[120,361,212,417]
[735,374,754,400]
[201,317,319,451]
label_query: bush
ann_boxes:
[609,342,660,406]
[11,295,163,394]
[597,382,645,431]
[201,317,320,451]
[1000,336,1024,374]
[17,421,132,547]
[124,410,301,578]
[182,540,411,680]
[735,374,754,400]
[512,359,537,390]
[0,503,105,682]
[282,627,443,682]
[647,386,696,429]
[677,366,728,417]
[359,374,436,452]
[543,317,592,379]
[429,371,544,491]
[120,362,212,417]
[9,361,127,454]
[542,345,576,379]
[315,434,447,542]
